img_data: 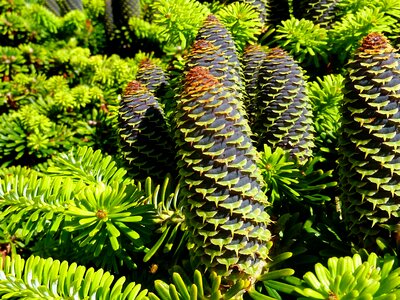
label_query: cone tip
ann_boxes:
[359,32,391,52]
[192,39,215,52]
[124,80,145,95]
[205,14,219,23]
[244,44,263,54]
[184,66,219,94]
[138,58,155,68]
[267,47,288,57]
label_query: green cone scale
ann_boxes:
[175,66,271,283]
[190,15,249,123]
[119,81,176,181]
[243,0,269,25]
[301,0,339,28]
[57,0,82,14]
[136,59,169,97]
[179,38,246,132]
[255,47,314,161]
[339,32,400,246]
[241,44,267,127]
[108,0,140,31]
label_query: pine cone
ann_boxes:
[136,59,169,97]
[120,0,140,21]
[64,0,83,11]
[175,66,271,284]
[45,0,61,16]
[241,44,267,127]
[119,81,176,181]
[58,0,83,14]
[104,0,116,39]
[185,39,243,101]
[339,32,400,247]
[195,15,243,93]
[109,0,140,31]
[192,15,249,123]
[243,0,270,25]
[298,0,340,29]
[255,47,314,161]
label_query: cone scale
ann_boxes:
[120,0,140,20]
[45,0,61,16]
[243,0,269,26]
[184,39,246,116]
[104,0,116,38]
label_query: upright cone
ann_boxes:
[136,59,169,97]
[255,47,314,161]
[241,44,267,127]
[175,65,271,284]
[339,32,400,247]
[119,81,176,181]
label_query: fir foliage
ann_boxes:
[150,0,210,50]
[307,74,344,143]
[272,17,329,69]
[0,254,149,299]
[150,269,248,300]
[0,105,74,166]
[242,0,269,26]
[0,146,157,272]
[142,175,187,264]
[258,145,337,205]
[329,6,397,66]
[216,2,263,52]
[292,252,400,299]
[307,73,344,160]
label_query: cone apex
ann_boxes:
[124,80,145,94]
[185,66,219,93]
[358,32,392,52]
